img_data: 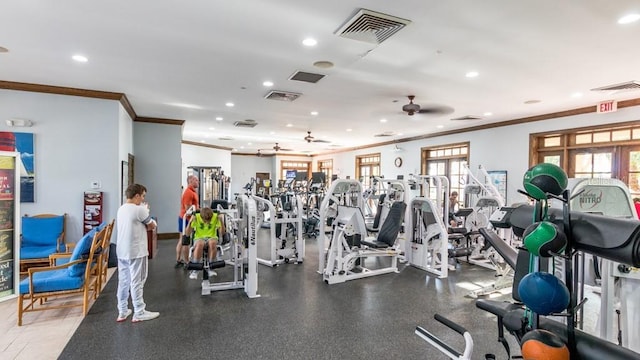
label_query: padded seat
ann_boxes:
[20,214,66,267]
[361,201,406,249]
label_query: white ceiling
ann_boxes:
[1,1,639,155]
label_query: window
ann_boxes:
[532,122,640,198]
[356,153,380,188]
[318,159,333,185]
[422,142,469,200]
[280,161,311,182]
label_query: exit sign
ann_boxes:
[597,100,617,113]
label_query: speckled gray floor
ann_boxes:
[59,233,518,360]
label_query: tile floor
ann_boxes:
[0,269,115,360]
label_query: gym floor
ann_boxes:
[59,234,520,359]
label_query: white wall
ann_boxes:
[180,143,231,189]
[323,106,640,205]
[134,122,182,234]
[229,155,274,197]
[0,89,121,240]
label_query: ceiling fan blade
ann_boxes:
[417,105,455,115]
[312,139,331,143]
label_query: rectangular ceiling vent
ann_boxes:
[265,90,301,102]
[451,115,482,121]
[289,71,325,84]
[233,119,257,128]
[335,8,411,44]
[591,80,640,92]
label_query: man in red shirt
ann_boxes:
[176,175,199,268]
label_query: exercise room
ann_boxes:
[1,1,640,359]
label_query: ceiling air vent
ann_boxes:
[335,8,411,44]
[374,131,396,137]
[451,115,482,121]
[233,119,257,128]
[591,80,640,92]
[289,71,325,84]
[265,90,301,102]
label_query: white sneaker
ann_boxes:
[116,309,132,322]
[132,310,160,322]
[189,270,198,279]
[208,269,217,277]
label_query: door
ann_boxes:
[255,172,271,196]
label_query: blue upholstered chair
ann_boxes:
[20,214,67,271]
[17,226,104,326]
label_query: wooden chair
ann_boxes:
[20,213,67,273]
[17,226,104,326]
[96,220,115,295]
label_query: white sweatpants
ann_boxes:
[117,257,148,315]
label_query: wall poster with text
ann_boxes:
[0,132,34,203]
[0,153,19,302]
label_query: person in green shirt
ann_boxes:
[186,207,225,279]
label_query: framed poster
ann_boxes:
[487,170,508,202]
[0,152,20,302]
[0,132,34,202]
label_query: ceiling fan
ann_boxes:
[272,142,293,151]
[258,143,293,154]
[304,131,330,143]
[401,95,454,116]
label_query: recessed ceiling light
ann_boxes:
[215,117,223,121]
[310,111,318,116]
[436,125,444,129]
[0,46,8,53]
[208,127,215,130]
[302,38,317,47]
[313,61,334,69]
[200,140,206,143]
[225,102,234,107]
[263,81,274,87]
[248,142,252,146]
[524,99,541,104]
[465,71,479,78]
[571,92,583,98]
[72,54,88,62]
[483,112,493,116]
[397,133,404,136]
[380,118,387,123]
[269,131,275,135]
[232,148,237,152]
[618,13,640,24]
[286,123,293,127]
[240,146,245,149]
[346,128,352,132]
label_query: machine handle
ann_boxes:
[435,313,468,335]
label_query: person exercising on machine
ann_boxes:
[186,207,225,279]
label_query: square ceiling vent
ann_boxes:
[265,90,301,101]
[289,71,325,84]
[335,8,411,44]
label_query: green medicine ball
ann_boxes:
[523,163,568,200]
[523,221,567,257]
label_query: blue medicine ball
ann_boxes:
[518,272,570,316]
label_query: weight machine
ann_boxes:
[406,175,451,278]
[187,166,231,206]
[252,192,304,266]
[191,194,259,298]
[316,179,366,274]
